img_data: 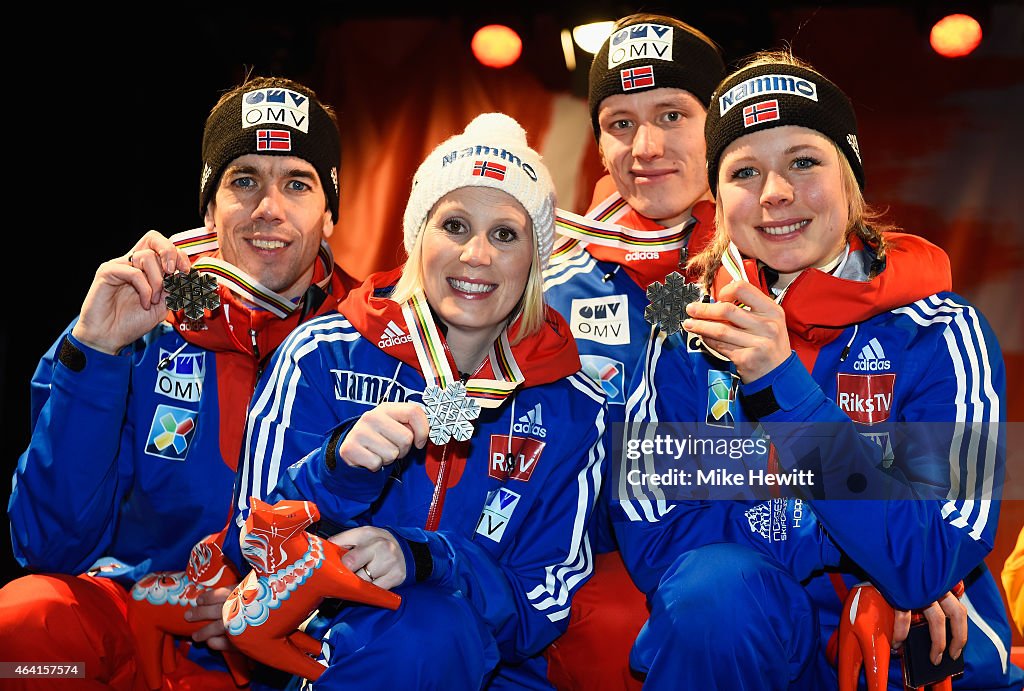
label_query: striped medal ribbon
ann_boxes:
[168,227,335,319]
[553,191,693,253]
[401,291,522,445]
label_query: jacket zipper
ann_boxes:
[250,328,263,380]
[424,444,450,531]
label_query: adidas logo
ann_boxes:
[624,250,660,261]
[853,337,891,371]
[378,320,412,348]
[512,404,547,438]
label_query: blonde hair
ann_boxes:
[741,47,814,72]
[690,49,895,290]
[390,222,548,344]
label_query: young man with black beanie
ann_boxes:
[1,75,356,689]
[542,13,726,691]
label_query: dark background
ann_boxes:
[4,3,1022,643]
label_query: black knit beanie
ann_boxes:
[588,18,725,137]
[705,63,864,196]
[199,84,341,222]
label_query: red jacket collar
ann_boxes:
[711,232,952,351]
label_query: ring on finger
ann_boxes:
[363,565,375,582]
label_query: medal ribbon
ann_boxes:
[551,191,630,258]
[476,330,523,407]
[401,291,521,409]
[169,227,335,319]
[721,242,747,283]
[719,241,835,306]
[554,191,694,252]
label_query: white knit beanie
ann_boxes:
[402,113,557,268]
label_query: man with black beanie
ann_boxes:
[542,13,726,691]
[1,75,356,689]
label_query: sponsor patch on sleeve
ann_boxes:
[488,435,545,481]
[706,370,740,428]
[155,349,205,403]
[744,498,793,542]
[476,488,521,542]
[580,354,625,405]
[145,404,198,461]
[836,373,895,425]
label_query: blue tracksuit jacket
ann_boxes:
[229,271,607,688]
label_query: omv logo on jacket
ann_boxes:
[570,295,629,345]
[155,349,205,403]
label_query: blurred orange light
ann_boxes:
[930,14,982,58]
[472,25,522,68]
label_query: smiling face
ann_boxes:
[597,87,710,226]
[420,186,534,352]
[717,126,850,274]
[204,154,333,300]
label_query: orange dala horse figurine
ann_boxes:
[128,527,250,690]
[838,582,954,691]
[223,497,402,682]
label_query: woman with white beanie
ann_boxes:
[227,113,607,688]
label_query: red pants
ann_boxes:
[546,551,649,690]
[0,573,240,691]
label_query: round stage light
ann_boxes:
[572,21,615,54]
[472,25,523,68]
[930,14,982,58]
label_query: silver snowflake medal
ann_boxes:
[644,271,701,335]
[164,269,221,328]
[421,381,481,445]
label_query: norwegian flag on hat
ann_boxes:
[620,65,655,91]
[743,100,780,127]
[473,160,506,181]
[256,129,292,151]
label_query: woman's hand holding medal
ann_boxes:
[683,280,791,384]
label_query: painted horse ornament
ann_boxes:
[128,527,250,690]
[838,582,956,691]
[223,497,402,682]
